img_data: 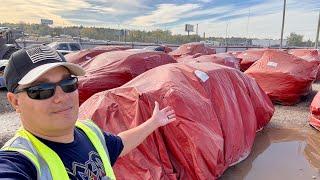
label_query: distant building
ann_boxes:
[200,40,220,46]
[251,39,287,47]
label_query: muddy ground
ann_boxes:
[1,82,320,179]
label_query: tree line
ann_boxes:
[0,22,315,47]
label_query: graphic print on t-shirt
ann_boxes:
[66,151,107,180]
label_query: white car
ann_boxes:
[47,42,82,55]
[0,60,9,88]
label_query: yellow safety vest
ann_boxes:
[1,120,116,180]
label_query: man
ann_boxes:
[0,45,176,179]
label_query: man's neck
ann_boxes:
[30,130,75,143]
[22,124,75,143]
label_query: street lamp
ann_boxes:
[246,7,251,47]
[280,0,286,49]
[315,11,320,49]
[79,25,83,44]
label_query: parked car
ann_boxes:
[143,45,173,53]
[47,42,82,55]
[0,60,9,88]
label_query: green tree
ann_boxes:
[287,32,304,46]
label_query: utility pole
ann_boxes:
[79,25,83,45]
[225,21,229,46]
[124,29,127,45]
[280,0,287,49]
[246,7,251,47]
[315,10,320,49]
[118,24,121,42]
[196,24,199,41]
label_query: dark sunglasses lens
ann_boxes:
[25,77,77,100]
[60,77,78,93]
[27,84,55,100]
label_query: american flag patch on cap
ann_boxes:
[26,45,63,63]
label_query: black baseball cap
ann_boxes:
[4,45,85,92]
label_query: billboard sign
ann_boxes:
[41,19,53,25]
[185,24,194,32]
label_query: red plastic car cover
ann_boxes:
[163,46,173,53]
[79,62,274,179]
[236,49,267,71]
[169,42,216,60]
[227,51,243,57]
[78,50,176,104]
[288,49,320,61]
[177,53,240,69]
[245,50,319,105]
[310,91,320,131]
[144,45,173,53]
[65,45,131,65]
[289,49,320,80]
[160,45,173,53]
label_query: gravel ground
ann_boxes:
[0,88,14,113]
[0,89,20,147]
[266,82,320,130]
[0,82,319,147]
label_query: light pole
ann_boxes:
[224,21,229,52]
[246,7,251,47]
[79,25,83,45]
[315,11,320,49]
[196,24,199,41]
[225,21,229,46]
[280,0,286,49]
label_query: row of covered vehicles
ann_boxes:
[2,41,320,179]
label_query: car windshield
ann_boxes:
[56,43,68,50]
[70,43,81,51]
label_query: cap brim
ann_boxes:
[18,62,86,85]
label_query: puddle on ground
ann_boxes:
[220,128,320,180]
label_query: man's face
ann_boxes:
[14,66,79,135]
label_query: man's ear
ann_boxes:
[7,92,21,113]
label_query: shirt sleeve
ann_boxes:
[103,132,124,166]
[0,150,37,180]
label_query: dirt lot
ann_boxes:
[1,82,320,179]
[0,89,19,147]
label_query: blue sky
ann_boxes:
[1,0,320,40]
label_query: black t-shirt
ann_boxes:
[0,128,123,180]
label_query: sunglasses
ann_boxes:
[14,77,78,100]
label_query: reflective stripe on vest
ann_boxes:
[1,120,116,180]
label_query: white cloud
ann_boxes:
[130,3,201,26]
[0,0,146,25]
[191,6,233,16]
[197,0,212,2]
[89,0,148,15]
[92,0,146,8]
[169,0,319,40]
[0,0,90,26]
[0,0,318,40]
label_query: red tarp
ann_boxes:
[78,50,176,104]
[236,49,267,71]
[65,45,131,65]
[162,45,173,53]
[143,45,173,53]
[227,51,243,57]
[310,91,320,131]
[289,49,320,80]
[169,42,216,60]
[245,50,319,105]
[177,53,240,69]
[79,62,274,179]
[288,49,320,61]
